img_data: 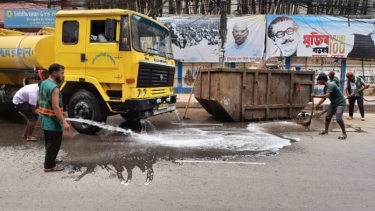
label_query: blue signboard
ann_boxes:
[4,9,59,28]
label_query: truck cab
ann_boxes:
[55,9,176,134]
[0,9,176,134]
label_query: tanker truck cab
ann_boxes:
[54,9,176,134]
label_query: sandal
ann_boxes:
[26,136,40,141]
[44,165,65,172]
[319,131,328,135]
[22,135,37,139]
[338,135,347,140]
[347,117,353,120]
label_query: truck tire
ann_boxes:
[68,89,107,134]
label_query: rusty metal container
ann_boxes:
[194,68,315,122]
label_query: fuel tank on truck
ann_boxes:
[0,35,54,70]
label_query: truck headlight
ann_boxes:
[136,89,140,97]
[142,89,147,97]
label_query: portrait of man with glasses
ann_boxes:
[267,16,299,58]
[225,20,262,57]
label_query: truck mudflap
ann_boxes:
[108,95,177,119]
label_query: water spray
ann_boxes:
[66,118,138,136]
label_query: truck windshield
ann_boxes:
[130,14,173,59]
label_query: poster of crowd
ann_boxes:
[265,15,375,60]
[158,17,220,62]
[225,15,265,63]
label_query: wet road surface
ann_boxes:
[1,109,374,210]
[0,109,366,184]
[0,110,320,183]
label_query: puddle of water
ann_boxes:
[140,119,156,134]
[173,110,183,122]
[171,122,224,126]
[65,117,294,153]
[66,153,156,186]
[2,114,369,187]
[280,135,301,143]
[60,118,296,184]
[254,121,314,133]
[134,124,292,152]
[3,117,299,185]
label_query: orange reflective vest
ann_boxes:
[38,79,63,117]
[38,106,64,117]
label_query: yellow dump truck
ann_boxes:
[0,9,176,134]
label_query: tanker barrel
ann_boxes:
[0,35,54,70]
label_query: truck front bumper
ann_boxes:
[108,95,177,119]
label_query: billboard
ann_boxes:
[266,15,375,60]
[158,17,220,62]
[225,15,265,63]
[158,16,266,63]
[4,9,59,28]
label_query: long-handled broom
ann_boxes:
[298,98,314,127]
[183,67,201,120]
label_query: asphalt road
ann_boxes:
[0,109,374,211]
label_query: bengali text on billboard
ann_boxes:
[266,15,375,59]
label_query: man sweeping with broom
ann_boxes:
[311,73,347,140]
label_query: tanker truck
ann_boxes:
[0,9,176,134]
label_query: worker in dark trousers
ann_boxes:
[345,71,366,121]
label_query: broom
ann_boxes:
[183,67,201,120]
[298,98,314,127]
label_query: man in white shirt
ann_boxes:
[12,83,40,141]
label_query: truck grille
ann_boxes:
[137,63,175,88]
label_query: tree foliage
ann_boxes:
[3,0,373,16]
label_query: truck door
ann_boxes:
[55,19,86,77]
[85,19,120,83]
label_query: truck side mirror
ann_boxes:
[105,18,116,41]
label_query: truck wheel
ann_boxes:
[68,89,107,134]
